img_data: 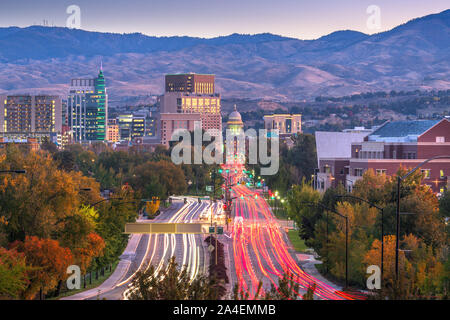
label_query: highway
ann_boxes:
[224,170,356,300]
[67,198,218,300]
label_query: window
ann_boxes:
[440,170,445,179]
[355,168,363,177]
[376,169,387,175]
[421,169,431,179]
[436,136,445,143]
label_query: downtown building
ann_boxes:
[263,113,302,137]
[116,114,146,141]
[67,68,108,142]
[315,119,450,194]
[159,73,222,147]
[0,94,62,141]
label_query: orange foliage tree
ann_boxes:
[11,236,73,299]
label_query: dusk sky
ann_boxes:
[0,0,449,39]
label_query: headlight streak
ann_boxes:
[230,183,357,300]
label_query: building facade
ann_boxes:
[226,105,245,164]
[116,114,146,141]
[0,95,62,141]
[160,73,222,142]
[263,114,302,137]
[107,119,119,142]
[315,119,450,194]
[160,113,202,147]
[67,69,108,142]
[315,129,371,192]
[348,119,450,194]
[165,73,215,94]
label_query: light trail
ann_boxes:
[229,176,359,300]
[123,199,212,299]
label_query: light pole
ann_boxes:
[301,201,349,289]
[91,197,124,207]
[0,170,26,174]
[335,194,384,283]
[395,155,450,280]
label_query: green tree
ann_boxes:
[128,256,219,300]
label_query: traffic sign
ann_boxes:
[208,245,215,252]
[217,227,224,235]
[209,226,215,234]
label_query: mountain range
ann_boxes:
[0,9,449,103]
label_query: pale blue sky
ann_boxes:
[0,0,448,39]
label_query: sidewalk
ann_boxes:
[296,253,343,291]
[61,233,143,300]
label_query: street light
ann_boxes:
[395,155,450,280]
[301,201,349,290]
[0,170,26,174]
[335,194,384,283]
[91,197,124,207]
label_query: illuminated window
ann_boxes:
[421,169,431,179]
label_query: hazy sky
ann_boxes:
[0,0,448,39]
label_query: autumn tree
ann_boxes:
[0,247,29,299]
[11,236,73,299]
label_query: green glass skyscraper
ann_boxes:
[68,67,108,142]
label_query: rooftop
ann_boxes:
[368,120,440,142]
[315,131,369,164]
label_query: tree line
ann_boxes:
[287,169,449,299]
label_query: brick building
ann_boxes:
[316,119,450,194]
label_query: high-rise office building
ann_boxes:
[160,73,222,143]
[0,95,62,140]
[116,114,146,141]
[106,119,119,142]
[165,73,215,94]
[67,68,108,142]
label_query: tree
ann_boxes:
[128,160,187,197]
[264,272,300,300]
[128,256,219,300]
[439,191,450,218]
[286,182,321,245]
[0,247,28,299]
[285,134,317,183]
[11,236,73,299]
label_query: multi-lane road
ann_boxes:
[65,198,218,300]
[66,168,359,300]
[227,184,356,300]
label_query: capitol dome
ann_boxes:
[227,105,243,124]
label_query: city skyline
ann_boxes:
[0,0,448,39]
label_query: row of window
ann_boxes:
[352,168,446,179]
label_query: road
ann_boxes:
[225,181,357,300]
[64,198,218,300]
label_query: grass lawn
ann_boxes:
[287,230,308,252]
[49,261,119,300]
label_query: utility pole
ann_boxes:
[215,223,218,265]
